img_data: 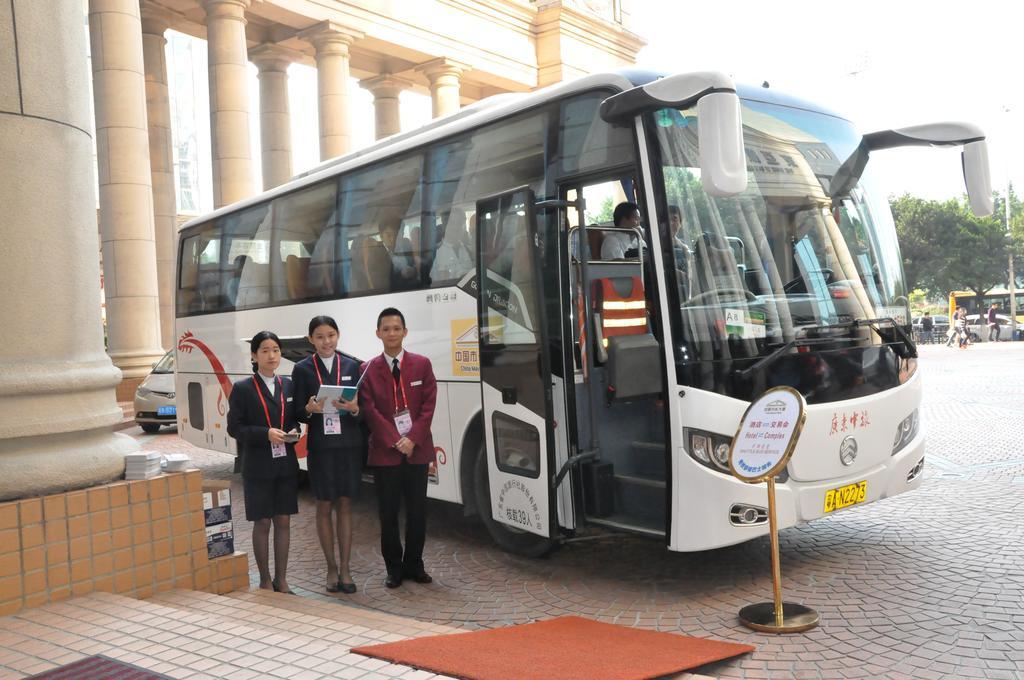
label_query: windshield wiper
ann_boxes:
[734,336,857,380]
[852,317,917,359]
[733,316,915,380]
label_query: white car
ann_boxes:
[134,350,176,433]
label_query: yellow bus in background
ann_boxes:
[948,288,1024,321]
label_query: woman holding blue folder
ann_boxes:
[293,315,365,593]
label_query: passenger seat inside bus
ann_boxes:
[693,231,744,294]
[284,254,309,300]
[350,236,391,292]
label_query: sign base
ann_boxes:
[738,602,819,633]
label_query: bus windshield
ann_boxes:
[653,99,909,373]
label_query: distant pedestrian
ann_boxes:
[956,308,970,348]
[946,309,961,347]
[921,312,934,344]
[987,303,1000,342]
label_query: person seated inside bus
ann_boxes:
[379,221,419,290]
[307,226,338,297]
[600,201,648,260]
[429,208,474,283]
[666,204,691,300]
[225,254,249,307]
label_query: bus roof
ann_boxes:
[180,69,848,232]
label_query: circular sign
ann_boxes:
[728,386,807,483]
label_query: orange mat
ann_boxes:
[352,615,754,680]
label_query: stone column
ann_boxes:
[417,58,469,118]
[299,21,364,161]
[202,0,253,207]
[250,44,299,189]
[89,0,165,386]
[360,74,410,140]
[0,0,136,500]
[141,1,177,351]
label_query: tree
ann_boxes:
[891,193,1009,299]
[587,196,614,225]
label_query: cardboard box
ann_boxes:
[205,521,234,560]
[201,481,232,527]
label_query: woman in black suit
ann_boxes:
[227,331,300,594]
[292,315,365,594]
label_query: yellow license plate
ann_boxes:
[823,480,867,513]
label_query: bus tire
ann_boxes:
[139,423,161,434]
[473,443,559,558]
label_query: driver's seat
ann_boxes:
[693,231,744,295]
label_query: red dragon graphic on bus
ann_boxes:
[177,330,308,458]
[178,331,233,399]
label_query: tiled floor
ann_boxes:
[119,343,1024,678]
[0,590,455,680]
[0,590,712,679]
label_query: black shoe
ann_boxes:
[406,571,432,584]
[339,581,357,594]
[384,575,402,589]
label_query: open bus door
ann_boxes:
[474,187,559,552]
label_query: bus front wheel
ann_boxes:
[473,444,559,558]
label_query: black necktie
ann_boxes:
[392,358,400,381]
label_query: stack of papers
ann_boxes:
[161,453,191,472]
[125,451,162,480]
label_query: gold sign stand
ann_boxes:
[729,386,820,634]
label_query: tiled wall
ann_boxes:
[0,470,248,616]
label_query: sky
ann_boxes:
[166,1,1023,216]
[630,0,1024,208]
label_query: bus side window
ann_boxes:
[271,181,337,303]
[177,226,221,314]
[222,205,272,310]
[339,153,424,296]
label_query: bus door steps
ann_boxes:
[587,512,664,537]
[627,440,667,477]
[613,471,666,531]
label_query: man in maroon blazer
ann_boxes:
[359,307,438,588]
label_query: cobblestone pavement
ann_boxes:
[135,343,1024,679]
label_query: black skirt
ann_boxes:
[243,474,299,521]
[307,445,364,501]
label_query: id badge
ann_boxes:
[394,409,413,437]
[271,442,287,458]
[323,414,341,436]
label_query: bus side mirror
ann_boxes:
[962,140,993,217]
[832,122,994,217]
[599,71,748,197]
[696,92,748,197]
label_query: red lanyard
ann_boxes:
[387,355,409,411]
[252,375,283,430]
[313,352,340,386]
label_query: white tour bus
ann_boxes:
[174,70,992,555]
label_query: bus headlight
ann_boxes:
[685,428,732,473]
[891,409,920,455]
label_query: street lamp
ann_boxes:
[1005,105,1017,340]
